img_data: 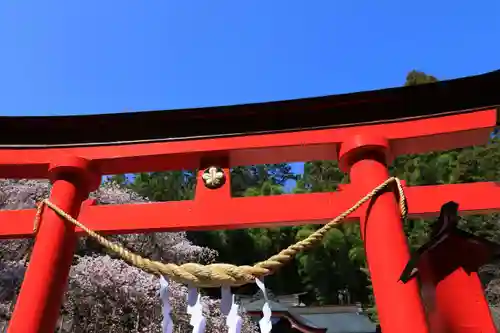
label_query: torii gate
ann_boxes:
[1,70,500,333]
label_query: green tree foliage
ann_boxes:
[231,164,297,197]
[108,71,500,324]
[404,70,438,86]
[131,171,196,201]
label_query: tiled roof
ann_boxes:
[298,313,376,333]
[241,297,376,333]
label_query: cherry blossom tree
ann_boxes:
[0,179,258,332]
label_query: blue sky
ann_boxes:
[1,1,499,189]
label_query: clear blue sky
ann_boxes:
[1,1,499,189]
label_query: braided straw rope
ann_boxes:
[33,177,406,288]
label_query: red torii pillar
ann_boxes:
[339,135,429,333]
[7,156,100,333]
[401,201,497,332]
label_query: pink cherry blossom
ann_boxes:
[0,179,258,332]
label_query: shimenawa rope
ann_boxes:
[33,177,406,288]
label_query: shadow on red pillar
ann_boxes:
[8,156,100,333]
[400,201,498,333]
[339,134,429,333]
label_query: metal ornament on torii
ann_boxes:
[1,70,500,333]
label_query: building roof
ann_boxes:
[241,295,376,333]
[242,298,289,312]
[297,313,376,333]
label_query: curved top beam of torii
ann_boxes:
[0,69,499,148]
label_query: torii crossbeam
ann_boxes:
[1,70,500,333]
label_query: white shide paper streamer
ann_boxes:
[187,287,206,333]
[159,276,174,333]
[221,287,243,333]
[255,278,272,333]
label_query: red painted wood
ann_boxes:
[434,269,496,332]
[419,235,498,332]
[0,107,498,332]
[0,182,499,239]
[340,135,428,333]
[0,109,495,178]
[7,157,98,333]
